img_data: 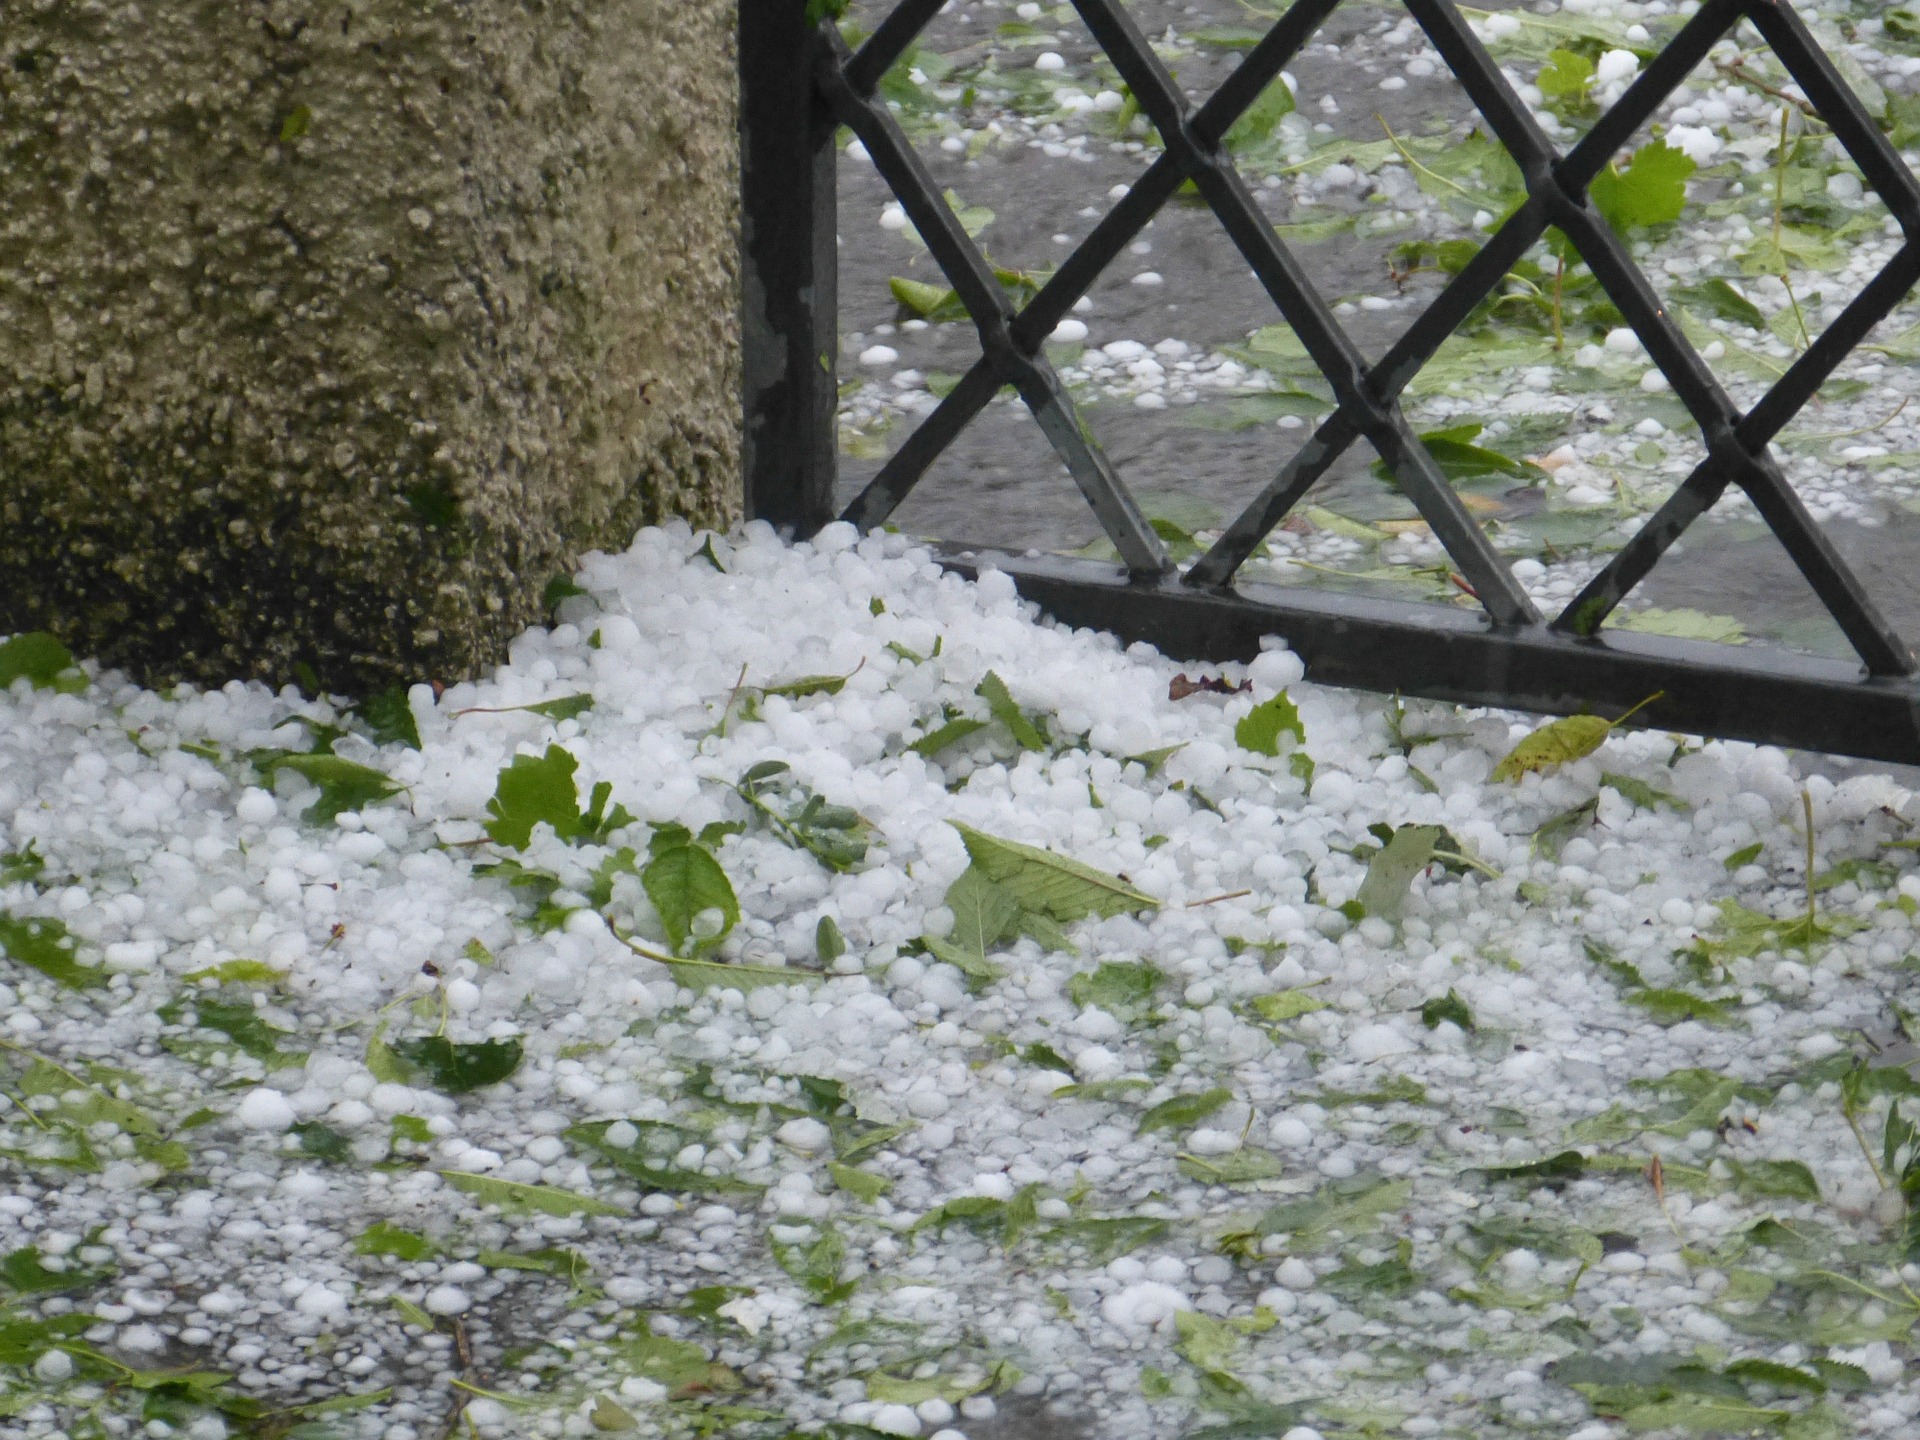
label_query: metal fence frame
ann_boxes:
[740,0,1920,766]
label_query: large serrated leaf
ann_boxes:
[975,671,1048,751]
[0,633,85,693]
[949,823,1157,921]
[484,745,582,848]
[438,1170,625,1217]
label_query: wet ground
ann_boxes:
[826,0,1920,670]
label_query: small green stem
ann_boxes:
[1608,690,1667,730]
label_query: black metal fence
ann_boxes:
[739,0,1920,766]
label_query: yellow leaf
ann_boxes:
[1491,693,1662,783]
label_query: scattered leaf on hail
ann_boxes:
[438,1171,626,1217]
[1492,692,1662,782]
[253,752,403,824]
[391,1036,524,1094]
[1354,824,1443,923]
[950,823,1158,922]
[640,829,740,956]
[1235,692,1305,758]
[0,914,106,990]
[976,670,1048,751]
[1137,1087,1232,1136]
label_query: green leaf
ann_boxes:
[1727,1158,1820,1202]
[439,1171,625,1217]
[590,1396,639,1432]
[1533,797,1600,858]
[945,865,1020,954]
[1048,1215,1169,1263]
[1138,1088,1232,1136]
[815,915,846,965]
[1225,74,1295,150]
[1627,987,1737,1026]
[976,671,1048,751]
[1248,988,1327,1023]
[290,1121,352,1164]
[1256,1174,1411,1250]
[908,717,989,756]
[1602,772,1687,811]
[1615,607,1747,644]
[1589,139,1695,233]
[567,1120,764,1195]
[1068,959,1165,1019]
[1354,824,1443,922]
[0,842,45,886]
[890,276,966,322]
[1537,48,1595,100]
[1324,1237,1419,1297]
[279,103,312,141]
[759,672,854,700]
[484,745,584,847]
[950,822,1158,920]
[1234,692,1306,757]
[1675,278,1765,330]
[1618,1398,1788,1433]
[392,1036,523,1093]
[2,1245,113,1295]
[641,839,740,955]
[392,1296,437,1330]
[770,1222,856,1303]
[180,959,285,986]
[1494,692,1663,782]
[353,685,422,749]
[0,914,104,989]
[352,1223,439,1261]
[1177,1148,1286,1185]
[1420,989,1475,1030]
[166,995,306,1065]
[0,632,84,692]
[829,1163,891,1202]
[252,752,402,823]
[1478,1150,1586,1185]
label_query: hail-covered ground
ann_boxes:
[2,522,1920,1440]
[836,0,1920,655]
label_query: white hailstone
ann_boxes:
[1827,171,1864,204]
[424,1285,472,1315]
[880,203,908,232]
[34,1348,75,1381]
[1604,327,1643,354]
[916,1399,955,1426]
[1275,1257,1316,1290]
[1034,52,1066,73]
[1094,90,1125,112]
[235,788,278,825]
[1269,1115,1314,1149]
[1130,271,1164,286]
[1664,124,1722,164]
[1100,1280,1191,1332]
[236,1088,297,1131]
[1185,1127,1243,1155]
[1282,1429,1328,1440]
[859,345,900,367]
[1133,392,1167,410]
[1595,50,1640,85]
[295,1285,349,1320]
[846,139,870,163]
[1050,318,1089,344]
[1248,647,1305,690]
[1640,369,1670,392]
[1015,1,1042,16]
[870,1404,924,1436]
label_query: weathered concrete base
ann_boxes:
[0,0,738,691]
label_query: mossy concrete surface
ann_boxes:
[0,0,738,692]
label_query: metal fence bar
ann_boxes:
[739,0,839,536]
[744,0,1920,765]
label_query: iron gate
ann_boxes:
[739,0,1920,766]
